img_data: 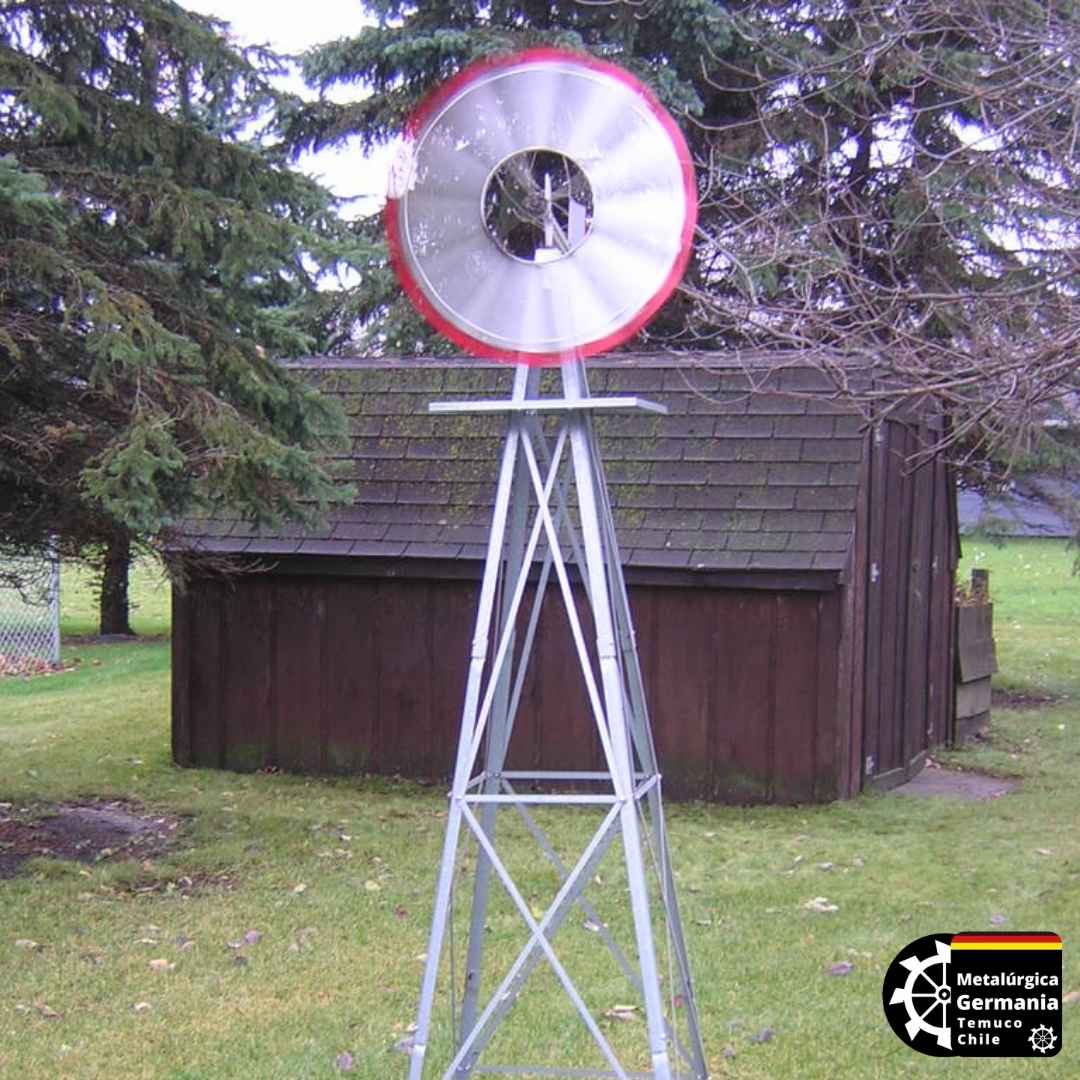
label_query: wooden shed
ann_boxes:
[173,355,958,802]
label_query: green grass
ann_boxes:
[58,559,172,639]
[958,536,1078,700]
[0,545,1077,1078]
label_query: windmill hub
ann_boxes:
[482,148,595,263]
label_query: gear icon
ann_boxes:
[1028,1024,1056,1054]
[887,938,953,1049]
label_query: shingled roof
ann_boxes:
[186,354,868,574]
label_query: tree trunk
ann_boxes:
[99,533,134,636]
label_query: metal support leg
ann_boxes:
[458,370,541,1057]
[409,368,531,1080]
[563,362,672,1080]
[587,417,708,1079]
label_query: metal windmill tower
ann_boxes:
[386,48,708,1079]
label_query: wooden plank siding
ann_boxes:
[862,419,957,791]
[173,575,847,803]
[862,424,888,783]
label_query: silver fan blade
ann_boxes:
[388,48,696,360]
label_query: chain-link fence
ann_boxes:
[0,556,60,675]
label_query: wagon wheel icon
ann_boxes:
[888,938,953,1050]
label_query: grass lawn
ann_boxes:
[0,541,1077,1078]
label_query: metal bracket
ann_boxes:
[428,397,668,415]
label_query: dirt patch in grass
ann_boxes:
[890,763,1018,801]
[0,799,181,880]
[0,655,78,678]
[119,869,236,897]
[63,633,168,645]
[992,688,1064,710]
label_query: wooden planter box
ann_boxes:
[954,569,997,742]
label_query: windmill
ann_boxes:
[387,48,707,1079]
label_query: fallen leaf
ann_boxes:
[603,1004,639,1022]
[14,939,39,950]
[364,880,381,893]
[1063,989,1080,1006]
[817,862,834,871]
[132,1002,152,1014]
[750,1027,775,1044]
[335,1051,355,1072]
[722,1045,736,1060]
[34,1000,62,1020]
[1035,848,1053,856]
[289,927,317,952]
[292,883,307,894]
[827,961,854,976]
[803,897,839,913]
[148,958,174,972]
[232,954,248,967]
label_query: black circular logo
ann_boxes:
[882,934,954,1056]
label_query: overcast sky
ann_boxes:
[182,1,392,214]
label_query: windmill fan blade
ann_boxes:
[386,47,697,362]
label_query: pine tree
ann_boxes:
[0,1,363,583]
[286,1,1080,468]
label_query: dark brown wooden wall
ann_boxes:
[173,574,845,803]
[858,420,957,790]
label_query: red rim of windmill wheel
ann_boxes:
[385,47,697,364]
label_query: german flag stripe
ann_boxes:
[952,933,1061,950]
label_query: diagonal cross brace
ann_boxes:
[504,782,698,1075]
[447,802,626,1078]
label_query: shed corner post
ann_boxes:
[170,580,193,767]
